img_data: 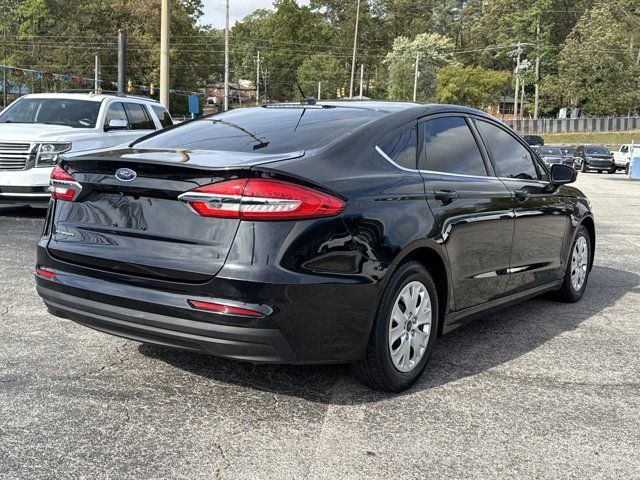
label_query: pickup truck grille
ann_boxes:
[0,143,34,171]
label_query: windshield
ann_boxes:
[539,147,562,156]
[585,146,610,155]
[134,106,383,154]
[561,147,575,154]
[0,98,101,128]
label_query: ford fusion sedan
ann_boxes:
[0,92,172,208]
[35,102,595,392]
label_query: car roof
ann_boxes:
[264,100,492,118]
[19,92,159,104]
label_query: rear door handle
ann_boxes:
[514,188,530,201]
[433,190,459,204]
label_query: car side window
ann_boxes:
[576,146,583,156]
[418,116,487,176]
[104,102,128,128]
[476,120,539,180]
[124,103,155,130]
[151,105,173,128]
[621,145,628,153]
[379,125,417,169]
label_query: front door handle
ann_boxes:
[514,188,530,201]
[433,190,459,205]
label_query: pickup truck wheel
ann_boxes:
[608,167,616,174]
[625,164,630,175]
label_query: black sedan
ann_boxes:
[36,102,595,392]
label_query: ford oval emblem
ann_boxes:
[115,168,137,182]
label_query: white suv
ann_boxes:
[0,92,173,208]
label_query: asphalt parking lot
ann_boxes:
[1,172,639,479]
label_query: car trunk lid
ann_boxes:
[47,148,303,282]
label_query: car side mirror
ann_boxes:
[105,119,128,131]
[550,164,576,185]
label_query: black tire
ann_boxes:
[608,167,616,174]
[580,160,587,173]
[351,261,439,392]
[625,164,630,175]
[556,225,592,303]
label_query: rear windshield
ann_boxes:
[133,106,382,154]
[538,147,562,155]
[585,146,610,155]
[0,98,101,128]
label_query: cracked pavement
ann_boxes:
[1,173,639,479]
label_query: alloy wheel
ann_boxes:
[388,281,432,373]
[571,235,589,292]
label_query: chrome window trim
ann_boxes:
[375,145,493,180]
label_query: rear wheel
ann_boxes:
[351,261,439,392]
[556,225,591,302]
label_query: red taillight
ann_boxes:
[178,178,344,220]
[188,299,265,318]
[35,267,56,279]
[50,165,82,201]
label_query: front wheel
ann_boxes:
[351,261,439,392]
[556,225,592,302]
[608,167,616,174]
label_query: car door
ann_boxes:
[102,101,134,149]
[418,114,514,311]
[122,102,158,141]
[474,118,567,295]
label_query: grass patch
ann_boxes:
[541,131,640,147]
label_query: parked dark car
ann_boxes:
[573,144,615,173]
[522,134,544,146]
[561,146,576,163]
[537,146,565,166]
[36,102,595,392]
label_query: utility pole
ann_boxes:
[514,45,520,118]
[160,0,170,108]
[117,29,126,95]
[534,16,540,119]
[349,0,361,98]
[359,64,364,98]
[223,0,230,111]
[317,81,321,101]
[255,50,260,105]
[94,54,100,93]
[413,53,420,102]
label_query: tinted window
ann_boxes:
[152,105,173,128]
[419,117,487,176]
[585,146,610,155]
[539,147,562,156]
[104,102,128,128]
[134,107,383,154]
[379,126,417,169]
[0,98,100,128]
[476,120,538,180]
[124,103,155,130]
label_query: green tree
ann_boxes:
[384,33,455,101]
[556,3,640,115]
[297,54,346,99]
[435,65,510,108]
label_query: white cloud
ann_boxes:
[200,0,308,29]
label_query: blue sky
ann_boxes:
[200,0,308,29]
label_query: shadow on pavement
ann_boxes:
[0,205,48,218]
[139,265,639,404]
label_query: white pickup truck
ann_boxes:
[612,143,640,174]
[0,92,173,208]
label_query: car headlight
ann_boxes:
[35,142,72,167]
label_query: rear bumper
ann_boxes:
[38,282,297,363]
[35,245,379,364]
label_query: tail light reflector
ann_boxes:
[35,267,56,279]
[50,165,82,201]
[188,299,265,318]
[178,178,344,220]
